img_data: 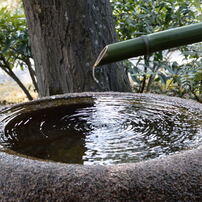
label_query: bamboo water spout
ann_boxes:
[94,22,202,67]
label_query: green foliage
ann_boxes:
[111,0,202,102]
[0,8,31,69]
[111,0,197,40]
[0,8,36,100]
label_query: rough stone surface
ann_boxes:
[0,92,202,201]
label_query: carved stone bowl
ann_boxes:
[0,93,201,201]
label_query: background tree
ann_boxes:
[0,8,37,100]
[22,0,131,97]
[1,0,201,101]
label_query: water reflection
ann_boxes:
[70,97,201,164]
[1,96,202,165]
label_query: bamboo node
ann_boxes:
[141,35,150,57]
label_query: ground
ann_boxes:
[0,67,38,104]
[0,82,37,104]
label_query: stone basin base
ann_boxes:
[0,93,202,201]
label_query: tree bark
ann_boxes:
[24,57,38,92]
[22,0,131,97]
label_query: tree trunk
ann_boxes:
[1,66,33,101]
[22,0,131,97]
[0,55,33,100]
[24,57,38,92]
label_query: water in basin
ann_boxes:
[0,95,202,165]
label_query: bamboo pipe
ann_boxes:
[94,22,202,67]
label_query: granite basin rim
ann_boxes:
[0,92,202,201]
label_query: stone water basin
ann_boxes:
[0,92,202,201]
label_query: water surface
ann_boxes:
[1,95,202,165]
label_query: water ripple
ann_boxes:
[0,95,202,165]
